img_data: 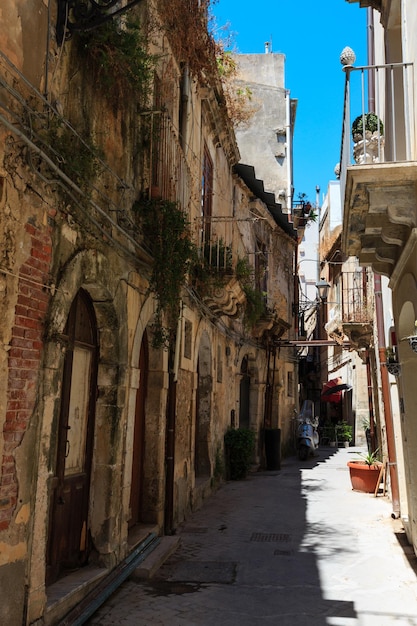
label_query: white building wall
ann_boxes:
[234,52,293,212]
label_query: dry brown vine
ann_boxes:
[154,0,255,127]
[156,0,218,84]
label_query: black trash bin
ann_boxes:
[264,428,281,470]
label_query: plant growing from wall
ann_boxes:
[191,238,233,295]
[41,119,102,198]
[76,18,155,104]
[242,284,267,329]
[217,51,257,128]
[235,256,253,283]
[235,256,268,329]
[134,198,196,348]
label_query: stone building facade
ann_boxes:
[0,1,297,623]
[342,0,417,546]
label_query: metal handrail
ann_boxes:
[340,61,415,205]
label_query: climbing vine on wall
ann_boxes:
[235,257,268,329]
[134,198,196,348]
[155,0,255,128]
[39,119,102,201]
[76,17,155,104]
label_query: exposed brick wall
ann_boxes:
[0,220,51,531]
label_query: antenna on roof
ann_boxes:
[264,36,273,54]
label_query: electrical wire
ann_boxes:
[0,51,296,355]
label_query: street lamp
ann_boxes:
[316,277,330,302]
[316,277,330,337]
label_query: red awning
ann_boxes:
[321,378,343,403]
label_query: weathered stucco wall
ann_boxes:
[234,53,289,206]
[0,2,297,623]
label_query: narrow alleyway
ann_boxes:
[87,448,417,625]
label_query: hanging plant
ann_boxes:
[242,284,267,329]
[156,0,217,84]
[134,198,196,348]
[76,18,155,104]
[39,119,102,201]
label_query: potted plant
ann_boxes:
[352,112,384,164]
[224,427,255,480]
[336,420,353,447]
[347,449,383,493]
[385,347,401,376]
[352,112,384,139]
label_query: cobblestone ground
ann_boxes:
[87,448,417,625]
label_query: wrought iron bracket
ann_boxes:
[56,0,144,45]
[408,336,417,353]
[386,362,401,377]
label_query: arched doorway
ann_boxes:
[129,330,148,528]
[195,333,212,478]
[239,356,250,429]
[47,290,98,584]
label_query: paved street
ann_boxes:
[87,447,417,625]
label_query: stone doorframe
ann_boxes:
[124,295,168,532]
[26,250,126,622]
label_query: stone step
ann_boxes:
[130,536,180,580]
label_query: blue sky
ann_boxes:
[212,0,368,205]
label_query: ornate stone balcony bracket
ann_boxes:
[405,335,417,354]
[201,276,246,318]
[56,0,144,44]
[386,362,401,377]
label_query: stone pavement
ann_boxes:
[87,447,417,625]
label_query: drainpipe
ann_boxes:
[164,307,183,534]
[374,275,400,517]
[285,90,292,213]
[365,350,376,451]
[294,241,299,337]
[367,7,400,518]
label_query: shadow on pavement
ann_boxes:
[142,446,358,625]
[89,445,417,624]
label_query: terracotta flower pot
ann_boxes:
[347,460,383,493]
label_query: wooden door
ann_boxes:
[47,290,98,584]
[129,332,148,528]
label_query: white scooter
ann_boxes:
[295,399,319,461]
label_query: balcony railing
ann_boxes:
[340,61,415,201]
[198,235,233,274]
[326,271,372,337]
[149,111,195,219]
[341,271,372,324]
